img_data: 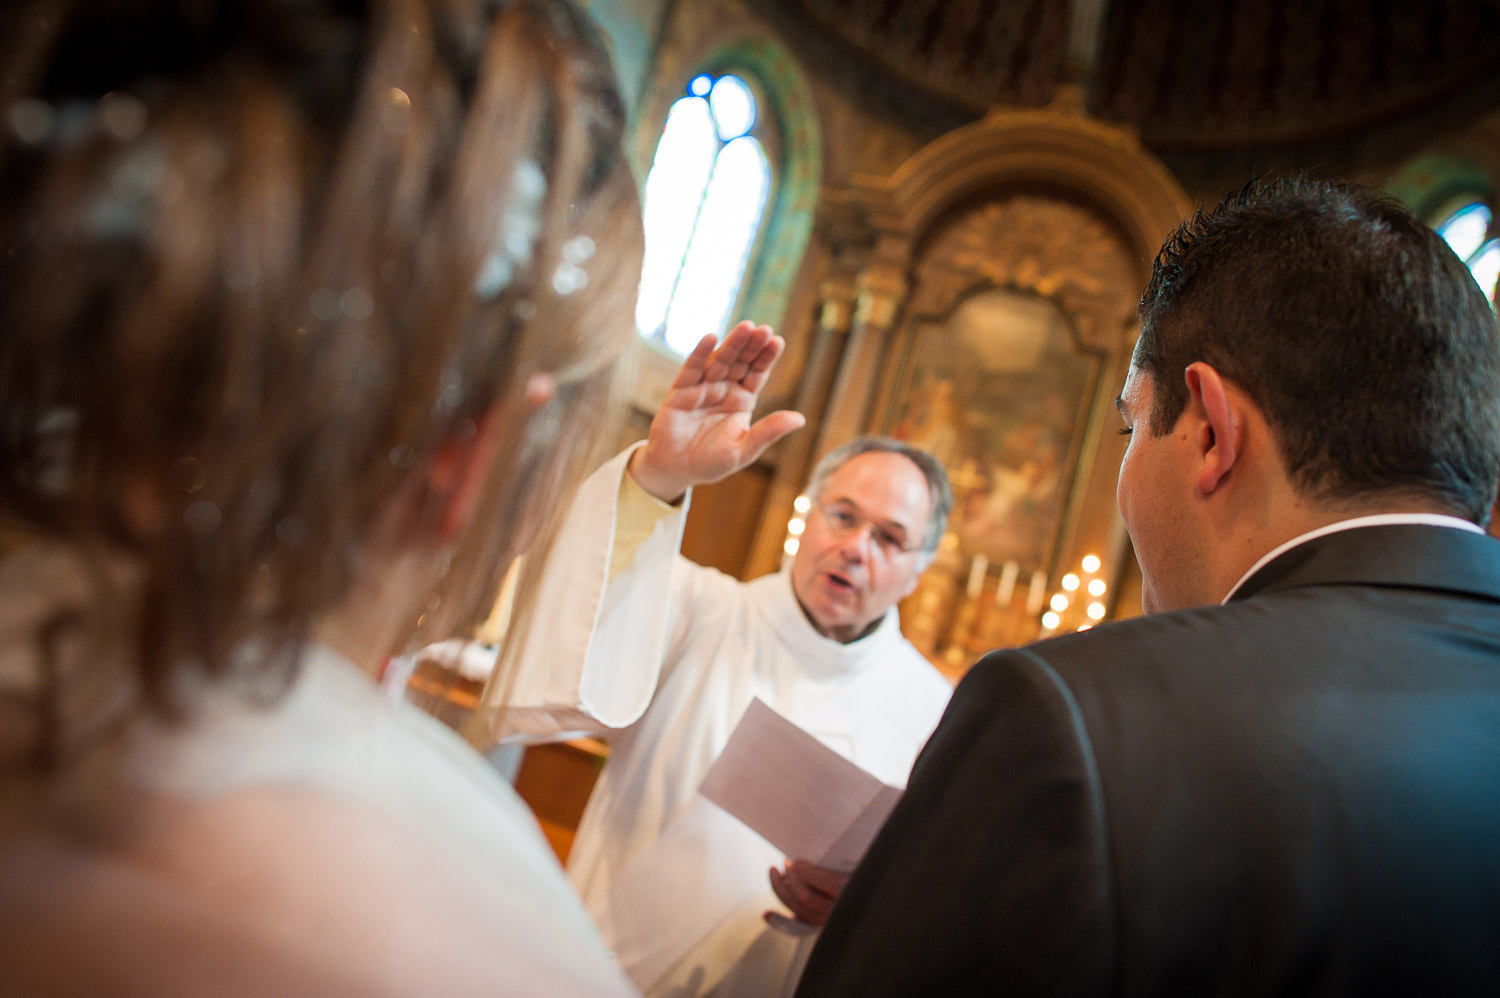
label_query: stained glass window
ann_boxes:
[1436,201,1500,302]
[637,73,773,356]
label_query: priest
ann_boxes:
[472,321,954,997]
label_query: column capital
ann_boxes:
[853,263,908,331]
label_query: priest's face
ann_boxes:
[792,451,932,643]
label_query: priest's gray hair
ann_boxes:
[805,437,953,564]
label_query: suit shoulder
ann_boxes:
[991,596,1311,675]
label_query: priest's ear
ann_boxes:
[429,373,556,541]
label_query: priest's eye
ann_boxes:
[827,508,860,529]
[1117,426,1133,436]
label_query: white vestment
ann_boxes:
[491,448,953,998]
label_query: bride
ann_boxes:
[0,1,642,993]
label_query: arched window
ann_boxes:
[1385,152,1500,304]
[636,73,774,356]
[1435,199,1500,302]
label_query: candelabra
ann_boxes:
[1038,552,1110,635]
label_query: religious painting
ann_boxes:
[890,288,1102,574]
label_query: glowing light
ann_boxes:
[793,495,811,514]
[787,517,805,536]
[7,98,55,145]
[99,92,147,141]
[661,135,770,354]
[1049,593,1069,612]
[637,75,771,356]
[783,537,799,555]
[708,75,756,139]
[1041,611,1061,630]
[1470,241,1500,300]
[1438,203,1492,261]
[1061,573,1080,591]
[636,96,716,341]
[1081,554,1101,574]
[1087,578,1107,597]
[1087,602,1106,620]
[1077,623,1093,631]
[184,500,221,536]
[382,87,412,134]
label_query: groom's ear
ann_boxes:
[1183,362,1244,496]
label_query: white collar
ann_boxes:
[1221,513,1484,604]
[742,566,902,680]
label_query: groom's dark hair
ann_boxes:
[1135,177,1500,523]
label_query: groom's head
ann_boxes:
[1115,178,1500,612]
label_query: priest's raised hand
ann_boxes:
[627,321,807,503]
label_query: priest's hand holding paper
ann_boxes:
[768,859,850,929]
[628,321,806,503]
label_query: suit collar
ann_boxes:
[1222,513,1483,602]
[1227,523,1500,604]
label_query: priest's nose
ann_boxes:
[836,528,871,564]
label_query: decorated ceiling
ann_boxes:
[768,0,1071,114]
[763,0,1500,185]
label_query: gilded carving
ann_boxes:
[752,106,1191,658]
[886,193,1140,666]
[910,195,1139,349]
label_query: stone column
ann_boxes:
[811,258,908,460]
[742,274,860,578]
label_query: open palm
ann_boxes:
[629,322,806,502]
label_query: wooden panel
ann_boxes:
[681,463,773,579]
[513,740,609,864]
[402,660,482,732]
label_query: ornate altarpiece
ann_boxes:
[743,100,1192,676]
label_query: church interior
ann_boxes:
[8,3,1500,991]
[398,0,1500,860]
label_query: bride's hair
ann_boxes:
[0,0,642,766]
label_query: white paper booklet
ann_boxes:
[698,698,903,874]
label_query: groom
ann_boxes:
[797,177,1500,996]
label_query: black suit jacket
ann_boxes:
[797,525,1500,996]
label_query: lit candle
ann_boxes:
[1026,570,1047,615]
[966,553,989,599]
[996,560,1019,604]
